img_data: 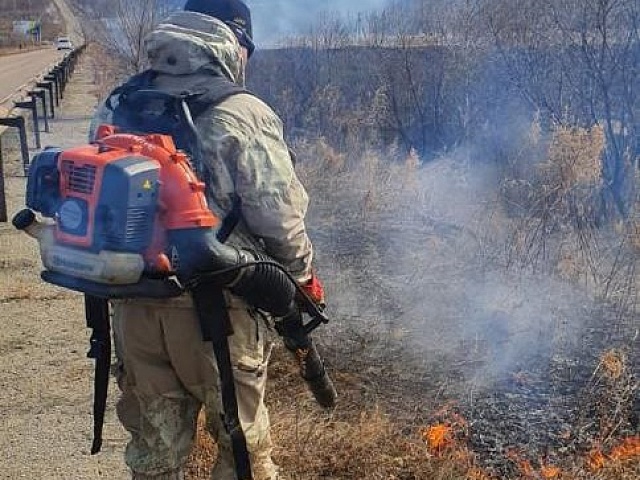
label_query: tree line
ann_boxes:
[248,0,639,217]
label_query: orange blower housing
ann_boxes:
[85,126,219,271]
[21,125,303,314]
[22,126,220,295]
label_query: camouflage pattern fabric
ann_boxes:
[113,295,279,479]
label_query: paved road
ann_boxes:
[52,0,85,46]
[0,48,64,105]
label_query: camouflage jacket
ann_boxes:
[91,11,313,283]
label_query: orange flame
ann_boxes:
[505,450,564,478]
[423,424,454,454]
[422,411,491,478]
[609,436,640,461]
[587,449,607,470]
[588,437,640,470]
[422,408,468,456]
[540,465,562,478]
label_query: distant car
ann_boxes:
[56,37,73,50]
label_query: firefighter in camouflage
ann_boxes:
[90,1,323,478]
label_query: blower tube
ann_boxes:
[169,228,297,315]
[169,228,338,409]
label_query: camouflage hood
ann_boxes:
[145,11,244,84]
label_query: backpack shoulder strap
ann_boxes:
[84,294,111,454]
[107,71,249,117]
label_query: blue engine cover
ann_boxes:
[26,148,62,217]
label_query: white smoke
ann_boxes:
[314,142,595,391]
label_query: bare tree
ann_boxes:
[482,0,640,217]
[71,0,176,73]
[549,0,640,217]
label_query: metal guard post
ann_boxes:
[27,90,49,133]
[0,116,30,175]
[14,97,41,149]
[36,81,55,118]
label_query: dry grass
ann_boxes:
[542,124,604,190]
[500,121,604,216]
[293,137,423,249]
[499,120,617,286]
[184,410,218,479]
[185,345,469,480]
[183,344,639,479]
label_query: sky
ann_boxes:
[172,1,392,46]
[243,0,390,45]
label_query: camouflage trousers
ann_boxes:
[112,293,279,480]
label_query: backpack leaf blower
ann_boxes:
[12,126,337,470]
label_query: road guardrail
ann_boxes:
[0,45,86,222]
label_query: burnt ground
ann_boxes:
[462,304,639,477]
[298,159,640,478]
[312,283,638,478]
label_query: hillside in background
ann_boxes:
[0,0,65,46]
